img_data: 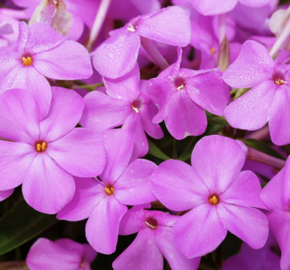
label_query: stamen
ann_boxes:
[210,47,215,54]
[209,195,219,205]
[177,83,185,90]
[132,105,139,113]
[274,78,287,86]
[35,141,47,153]
[80,262,85,268]
[127,24,136,32]
[105,186,114,195]
[145,217,158,229]
[22,57,33,66]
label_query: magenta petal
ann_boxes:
[122,113,148,159]
[239,0,272,7]
[26,238,81,270]
[55,239,84,257]
[220,171,266,209]
[0,141,36,190]
[191,0,238,15]
[186,69,229,116]
[15,22,29,51]
[267,210,290,270]
[93,30,140,79]
[150,160,209,211]
[269,86,290,145]
[100,130,134,184]
[114,159,157,205]
[113,229,163,270]
[224,81,276,130]
[104,64,140,101]
[57,177,106,221]
[40,87,84,142]
[47,129,106,177]
[34,40,93,80]
[174,204,227,258]
[217,203,268,249]
[0,189,14,201]
[165,91,207,140]
[0,89,40,144]
[138,6,190,47]
[22,154,75,214]
[155,226,201,270]
[86,196,127,254]
[80,91,131,133]
[223,40,274,88]
[191,135,246,193]
[119,204,150,235]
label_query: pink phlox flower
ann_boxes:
[80,64,163,159]
[0,87,106,214]
[93,6,191,79]
[26,238,97,270]
[145,47,229,140]
[57,130,157,254]
[113,204,201,270]
[150,135,269,258]
[0,21,92,119]
[223,40,290,146]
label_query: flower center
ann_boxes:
[273,71,287,86]
[208,195,219,205]
[127,24,136,32]
[210,47,215,54]
[35,141,47,153]
[132,99,141,113]
[105,185,114,195]
[145,217,158,229]
[174,77,186,91]
[22,56,33,66]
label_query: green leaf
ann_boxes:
[241,139,286,160]
[0,200,58,256]
[148,141,170,160]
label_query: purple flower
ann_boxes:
[80,65,163,159]
[57,130,157,254]
[0,22,92,119]
[150,135,269,258]
[0,87,106,214]
[222,233,280,270]
[145,48,229,139]
[113,204,201,270]
[26,238,97,270]
[223,40,290,146]
[93,6,191,79]
[260,156,290,270]
[189,0,272,15]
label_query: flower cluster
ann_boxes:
[0,0,289,270]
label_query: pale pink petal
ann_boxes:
[86,196,127,254]
[225,81,276,130]
[217,203,268,249]
[165,91,207,140]
[0,89,40,144]
[220,171,266,209]
[191,135,246,193]
[114,159,157,205]
[16,21,29,51]
[47,129,106,177]
[113,229,163,270]
[80,91,131,133]
[100,130,134,184]
[239,0,272,7]
[223,40,274,88]
[122,113,148,159]
[174,204,227,258]
[22,154,75,214]
[93,30,140,79]
[191,0,238,15]
[0,141,36,190]
[57,177,106,221]
[155,226,201,270]
[0,189,14,201]
[40,87,84,142]
[138,6,191,47]
[150,160,209,211]
[269,86,290,145]
[34,40,92,80]
[186,69,230,116]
